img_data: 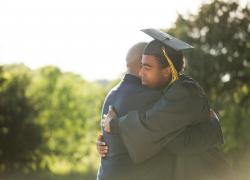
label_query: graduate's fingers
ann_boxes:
[107,106,117,118]
[101,119,106,127]
[108,105,115,113]
[101,120,108,132]
[101,118,111,133]
[102,114,111,123]
[106,108,113,118]
[108,105,116,114]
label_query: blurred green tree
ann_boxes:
[0,64,44,172]
[0,64,110,174]
[26,66,107,172]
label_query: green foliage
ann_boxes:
[26,66,108,172]
[0,64,111,175]
[0,64,44,172]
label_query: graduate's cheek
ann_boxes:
[146,67,168,88]
[152,71,164,88]
[145,70,160,88]
[140,68,152,86]
[140,69,150,85]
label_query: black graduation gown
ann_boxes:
[115,75,234,180]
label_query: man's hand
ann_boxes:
[96,134,108,157]
[101,105,117,133]
[209,109,224,144]
[210,109,219,120]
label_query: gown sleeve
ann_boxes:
[116,80,212,163]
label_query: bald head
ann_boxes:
[126,42,147,76]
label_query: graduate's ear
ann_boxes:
[162,66,171,79]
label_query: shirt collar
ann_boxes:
[123,74,141,84]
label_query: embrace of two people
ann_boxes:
[96,29,234,180]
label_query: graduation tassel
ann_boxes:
[162,47,179,84]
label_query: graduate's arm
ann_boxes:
[114,92,206,163]
[106,82,210,163]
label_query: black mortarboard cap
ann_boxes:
[143,39,184,72]
[141,29,194,73]
[141,28,194,51]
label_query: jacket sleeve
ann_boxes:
[117,82,210,163]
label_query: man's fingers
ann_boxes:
[96,135,108,155]
[99,149,108,153]
[96,143,108,157]
[210,109,219,119]
[97,145,108,152]
[97,140,106,146]
[99,150,108,157]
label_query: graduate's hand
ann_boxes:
[96,134,108,157]
[101,106,117,133]
[101,114,111,132]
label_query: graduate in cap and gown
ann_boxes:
[101,29,235,180]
